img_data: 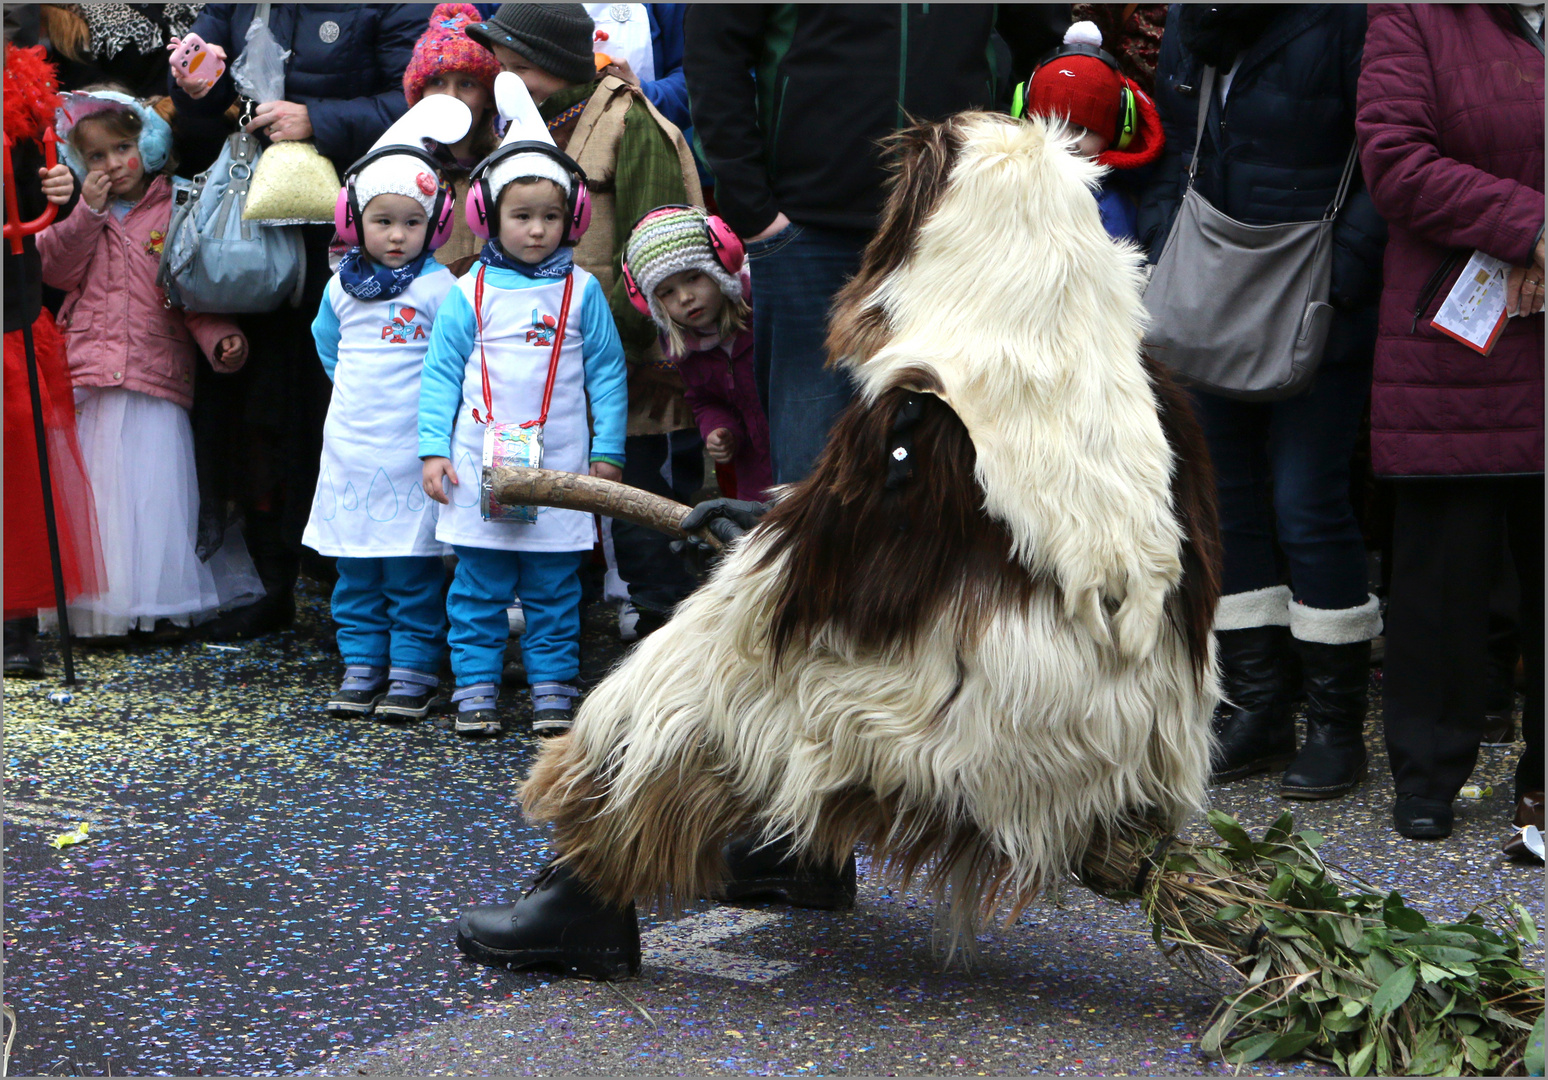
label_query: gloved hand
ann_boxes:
[671,498,771,577]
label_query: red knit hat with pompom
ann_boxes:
[1024,21,1165,171]
[1026,22,1122,144]
[403,4,500,108]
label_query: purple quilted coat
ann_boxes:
[1356,4,1544,477]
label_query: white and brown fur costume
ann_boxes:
[522,111,1222,942]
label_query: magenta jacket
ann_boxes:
[38,174,244,410]
[664,272,773,499]
[1356,4,1544,477]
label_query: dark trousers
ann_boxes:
[193,225,334,597]
[746,222,868,485]
[1384,476,1544,802]
[1191,355,1372,610]
[613,428,705,614]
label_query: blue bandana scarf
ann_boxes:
[479,241,573,279]
[337,249,432,300]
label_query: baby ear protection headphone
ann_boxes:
[335,146,457,255]
[464,141,592,244]
[619,205,745,317]
[1011,41,1138,152]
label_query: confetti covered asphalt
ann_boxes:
[3,577,1542,1077]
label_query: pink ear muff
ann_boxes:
[622,261,651,317]
[334,185,359,246]
[703,213,744,275]
[429,182,457,251]
[570,184,591,243]
[465,176,494,240]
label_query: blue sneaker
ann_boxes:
[530,682,579,737]
[452,683,501,737]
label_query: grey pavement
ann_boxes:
[3,578,1540,1077]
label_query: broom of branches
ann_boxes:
[494,468,1545,1077]
[1079,811,1543,1076]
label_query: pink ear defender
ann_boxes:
[465,141,591,244]
[334,147,456,255]
[621,205,746,318]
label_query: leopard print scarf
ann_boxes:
[71,3,202,61]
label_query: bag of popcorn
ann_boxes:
[242,139,340,224]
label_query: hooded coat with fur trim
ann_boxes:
[520,112,1222,942]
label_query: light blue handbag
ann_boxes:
[157,130,305,313]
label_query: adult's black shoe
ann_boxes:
[1281,640,1370,799]
[201,591,296,643]
[1210,625,1296,783]
[1393,795,1453,840]
[456,862,640,980]
[3,618,44,678]
[717,835,858,910]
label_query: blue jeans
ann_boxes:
[1192,357,1372,611]
[331,556,447,672]
[746,222,868,485]
[447,546,585,687]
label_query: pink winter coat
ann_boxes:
[38,174,244,410]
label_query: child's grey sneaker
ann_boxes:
[452,682,502,737]
[326,665,388,717]
[531,682,580,737]
[376,668,441,721]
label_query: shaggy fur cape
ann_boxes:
[522,112,1221,941]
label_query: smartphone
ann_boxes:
[170,33,225,87]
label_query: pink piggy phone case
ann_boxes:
[171,34,225,86]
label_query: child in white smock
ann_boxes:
[419,73,627,738]
[302,97,473,721]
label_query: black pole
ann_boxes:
[14,256,77,686]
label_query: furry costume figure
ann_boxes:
[520,111,1222,943]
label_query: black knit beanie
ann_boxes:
[467,3,595,87]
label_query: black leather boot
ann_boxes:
[1280,639,1370,799]
[3,618,44,678]
[717,835,858,910]
[1210,626,1297,783]
[456,862,640,980]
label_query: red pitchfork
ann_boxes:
[4,126,77,685]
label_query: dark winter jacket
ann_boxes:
[1356,4,1544,478]
[167,4,422,173]
[682,4,1062,237]
[1137,4,1388,318]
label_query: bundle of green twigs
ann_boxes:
[1079,810,1545,1076]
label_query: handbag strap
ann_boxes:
[472,265,574,429]
[1186,65,1216,185]
[1322,142,1360,221]
[1190,64,1359,221]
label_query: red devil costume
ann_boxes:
[4,42,102,629]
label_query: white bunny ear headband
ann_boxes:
[350,95,475,215]
[482,70,574,199]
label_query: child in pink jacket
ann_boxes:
[622,206,773,500]
[39,90,262,638]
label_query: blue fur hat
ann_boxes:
[55,90,173,178]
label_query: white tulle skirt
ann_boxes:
[49,387,264,637]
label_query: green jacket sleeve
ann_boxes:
[608,97,692,362]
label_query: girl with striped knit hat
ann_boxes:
[622,206,772,500]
